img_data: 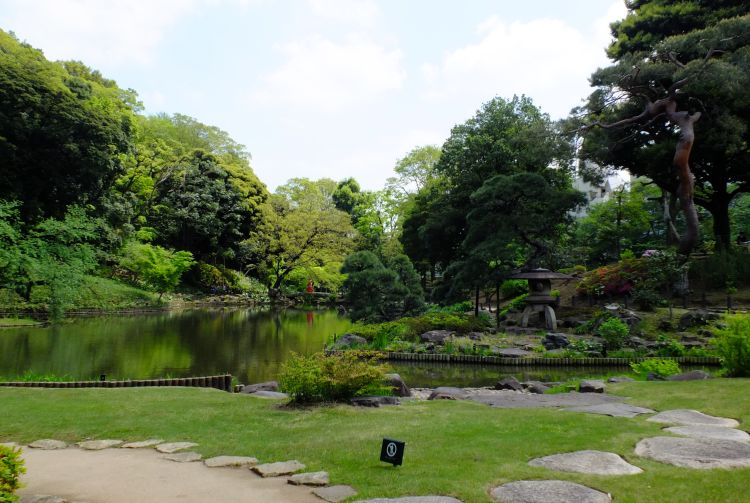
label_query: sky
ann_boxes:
[0,0,628,192]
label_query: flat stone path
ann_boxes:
[77,439,123,450]
[563,403,655,418]
[313,485,358,502]
[490,480,611,503]
[17,447,318,503]
[154,441,198,453]
[470,391,623,409]
[528,450,642,475]
[647,409,739,428]
[634,436,750,469]
[664,425,750,443]
[355,497,463,503]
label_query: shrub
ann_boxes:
[279,351,389,403]
[577,258,648,296]
[631,287,663,311]
[596,317,630,350]
[500,280,528,299]
[712,314,750,376]
[630,359,681,379]
[426,300,473,314]
[654,336,685,357]
[0,444,25,502]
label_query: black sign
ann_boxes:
[380,438,405,466]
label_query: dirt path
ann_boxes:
[18,447,320,503]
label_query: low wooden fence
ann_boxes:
[0,374,233,392]
[383,352,721,367]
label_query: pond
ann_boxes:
[1,308,701,387]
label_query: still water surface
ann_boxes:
[0,308,646,387]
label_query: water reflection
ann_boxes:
[0,309,352,384]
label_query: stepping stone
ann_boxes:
[162,451,202,462]
[647,409,739,428]
[250,390,289,399]
[495,348,532,358]
[635,436,750,469]
[664,425,750,443]
[121,439,164,448]
[564,403,655,418]
[490,480,611,503]
[528,450,642,475]
[314,485,357,502]
[252,460,305,477]
[28,439,68,450]
[578,380,606,393]
[607,376,634,383]
[204,455,259,468]
[288,470,329,486]
[155,441,198,453]
[20,495,68,503]
[354,498,462,503]
[77,439,123,450]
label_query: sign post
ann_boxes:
[380,438,405,466]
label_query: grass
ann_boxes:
[1,379,749,502]
[0,317,39,327]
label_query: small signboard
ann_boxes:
[380,438,405,466]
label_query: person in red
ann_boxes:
[306,279,314,294]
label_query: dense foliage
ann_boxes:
[0,444,24,503]
[712,314,750,376]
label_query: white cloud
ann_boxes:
[306,0,379,27]
[0,0,197,66]
[420,3,627,119]
[250,35,405,108]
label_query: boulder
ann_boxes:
[495,348,532,358]
[664,425,750,443]
[495,376,524,392]
[419,330,454,344]
[578,380,605,394]
[252,460,305,477]
[523,381,549,394]
[666,370,711,381]
[350,396,400,407]
[384,373,411,397]
[241,381,279,394]
[646,373,666,381]
[428,387,468,400]
[332,334,367,349]
[288,471,329,486]
[490,480,611,503]
[635,436,750,469]
[678,310,719,331]
[543,333,569,350]
[466,331,484,341]
[528,450,642,475]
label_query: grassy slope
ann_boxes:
[1,380,749,502]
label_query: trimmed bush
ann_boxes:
[596,317,630,350]
[712,314,750,377]
[630,359,681,379]
[279,351,389,403]
[0,444,25,502]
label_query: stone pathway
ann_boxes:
[635,436,750,469]
[313,485,358,502]
[664,425,750,443]
[354,498,463,503]
[563,402,655,418]
[490,480,611,503]
[528,450,642,475]
[647,409,740,428]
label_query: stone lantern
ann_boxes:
[508,268,572,331]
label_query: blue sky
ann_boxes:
[1,0,627,192]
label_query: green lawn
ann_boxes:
[0,317,39,327]
[1,380,749,502]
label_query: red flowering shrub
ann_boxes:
[577,258,649,296]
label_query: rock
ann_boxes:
[646,373,665,381]
[495,348,532,358]
[332,333,367,349]
[606,376,634,383]
[351,396,400,407]
[250,390,289,399]
[163,451,202,462]
[635,436,750,469]
[155,442,198,453]
[523,381,549,394]
[384,373,411,397]
[241,381,279,393]
[565,403,655,418]
[628,337,649,348]
[313,485,358,502]
[664,425,750,443]
[20,496,69,503]
[287,471,329,486]
[121,439,163,448]
[495,376,524,392]
[77,439,123,450]
[657,319,673,331]
[647,409,739,428]
[543,333,569,350]
[466,332,484,341]
[666,370,712,381]
[528,450,642,475]
[28,439,67,450]
[678,310,719,331]
[252,460,305,477]
[490,480,611,503]
[203,455,258,467]
[428,387,468,400]
[578,380,605,393]
[354,498,462,503]
[419,330,454,344]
